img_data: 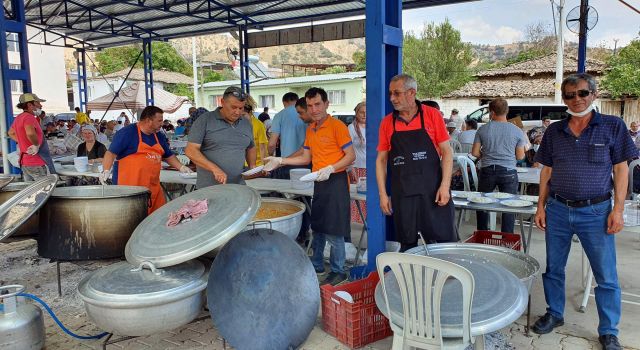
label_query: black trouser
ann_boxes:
[477,165,519,233]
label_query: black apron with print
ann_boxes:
[389,107,458,250]
[311,171,351,238]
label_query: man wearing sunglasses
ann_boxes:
[186,86,256,188]
[532,73,636,350]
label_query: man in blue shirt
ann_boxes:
[268,92,307,179]
[532,73,637,350]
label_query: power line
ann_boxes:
[618,0,640,14]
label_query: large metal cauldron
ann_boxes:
[249,198,305,240]
[38,186,150,260]
[0,183,39,237]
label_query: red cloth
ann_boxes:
[377,104,450,156]
[10,112,45,166]
[167,199,209,227]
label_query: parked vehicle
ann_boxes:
[465,103,570,129]
[332,112,355,126]
[53,112,76,121]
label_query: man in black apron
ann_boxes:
[375,74,458,251]
[264,87,355,286]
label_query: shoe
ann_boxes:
[599,334,621,350]
[531,313,564,334]
[322,272,348,286]
[315,267,326,275]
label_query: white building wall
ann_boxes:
[8,27,68,114]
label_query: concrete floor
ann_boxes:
[2,216,639,350]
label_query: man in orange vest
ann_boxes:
[101,106,192,213]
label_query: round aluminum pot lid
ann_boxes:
[0,175,15,191]
[0,175,58,242]
[375,251,528,337]
[77,259,207,308]
[51,185,150,199]
[126,184,261,268]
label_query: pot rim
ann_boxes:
[250,198,306,224]
[51,185,150,199]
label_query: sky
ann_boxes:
[402,0,640,49]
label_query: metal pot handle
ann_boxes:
[130,261,163,275]
[248,220,273,231]
[0,284,26,300]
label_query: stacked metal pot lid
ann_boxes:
[77,184,261,336]
[0,175,58,242]
[0,175,15,191]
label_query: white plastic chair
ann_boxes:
[376,252,478,350]
[449,139,462,153]
[455,155,478,222]
[459,143,473,154]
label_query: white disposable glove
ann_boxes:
[99,169,112,185]
[26,145,39,155]
[179,165,193,174]
[316,165,335,182]
[263,157,283,172]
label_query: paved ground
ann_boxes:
[2,217,639,350]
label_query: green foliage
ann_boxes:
[202,70,224,83]
[352,50,366,71]
[323,66,347,74]
[503,49,548,66]
[402,19,474,98]
[165,83,193,101]
[95,42,192,76]
[602,40,640,98]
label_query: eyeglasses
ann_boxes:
[223,88,247,100]
[563,89,592,100]
[389,90,408,98]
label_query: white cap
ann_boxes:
[447,121,457,128]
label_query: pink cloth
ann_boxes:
[166,199,209,227]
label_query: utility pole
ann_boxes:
[191,37,199,107]
[554,0,565,103]
[577,0,589,73]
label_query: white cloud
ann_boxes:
[455,17,524,44]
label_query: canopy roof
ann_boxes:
[22,0,476,49]
[86,82,187,112]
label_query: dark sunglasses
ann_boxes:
[224,89,247,100]
[563,89,592,100]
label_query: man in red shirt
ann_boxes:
[8,93,49,181]
[375,74,458,251]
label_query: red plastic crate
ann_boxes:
[320,271,392,349]
[464,230,522,251]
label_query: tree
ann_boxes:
[352,50,366,71]
[601,39,640,98]
[402,19,474,98]
[95,42,192,76]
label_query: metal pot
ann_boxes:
[0,183,39,237]
[0,285,45,350]
[38,185,150,260]
[405,243,540,292]
[248,198,306,240]
[77,260,207,336]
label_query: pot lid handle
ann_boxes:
[130,261,163,276]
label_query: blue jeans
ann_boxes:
[477,166,519,233]
[543,198,620,336]
[311,232,345,274]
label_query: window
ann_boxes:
[9,64,21,93]
[327,90,346,105]
[209,95,223,109]
[541,106,569,121]
[259,95,275,109]
[507,106,540,121]
[6,33,19,52]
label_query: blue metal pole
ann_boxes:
[143,38,155,106]
[75,48,88,111]
[355,0,403,278]
[238,25,249,93]
[577,0,588,73]
[1,0,32,174]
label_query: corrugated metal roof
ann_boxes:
[23,0,477,49]
[202,71,366,89]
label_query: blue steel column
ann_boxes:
[143,38,155,105]
[357,0,403,277]
[576,0,588,73]
[239,25,250,93]
[75,48,88,111]
[1,0,32,174]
